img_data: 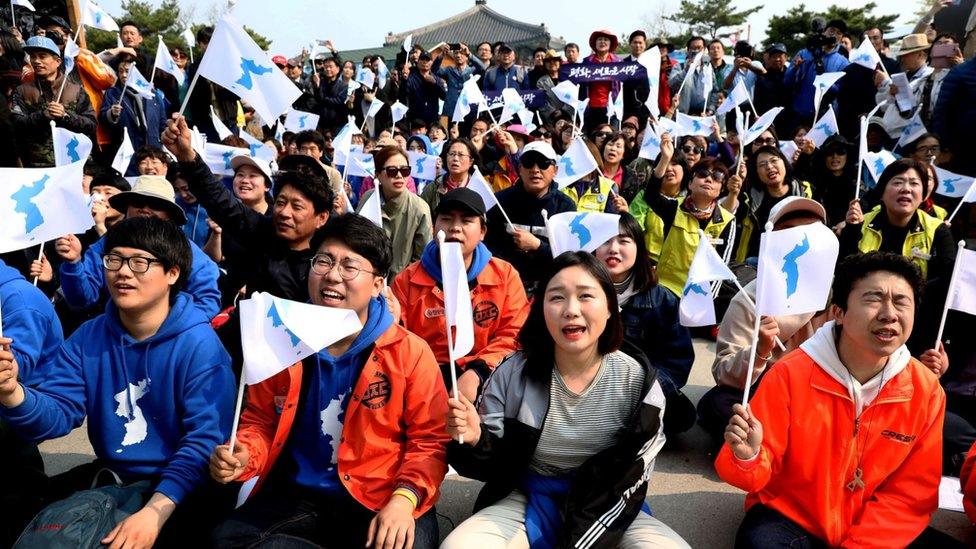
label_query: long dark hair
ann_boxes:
[518,252,624,384]
[746,145,794,192]
[614,213,657,293]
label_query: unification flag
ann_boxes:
[358,186,383,229]
[452,76,484,122]
[0,161,93,254]
[124,64,155,100]
[283,109,320,132]
[355,65,375,88]
[550,80,580,107]
[849,37,882,70]
[555,137,599,188]
[637,122,662,161]
[499,88,528,125]
[196,14,302,125]
[407,151,438,180]
[52,125,93,167]
[935,167,975,199]
[606,90,623,122]
[755,222,839,317]
[332,116,361,166]
[947,248,976,317]
[390,101,408,125]
[82,0,119,32]
[812,71,845,110]
[62,37,81,75]
[154,37,185,85]
[864,149,898,182]
[438,234,474,360]
[546,211,620,256]
[365,99,384,120]
[347,152,376,178]
[202,142,250,176]
[895,112,927,149]
[807,106,839,148]
[111,127,134,174]
[679,233,737,327]
[637,47,661,118]
[716,80,749,117]
[675,113,715,137]
[740,107,783,147]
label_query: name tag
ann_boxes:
[911,247,931,261]
[709,237,724,246]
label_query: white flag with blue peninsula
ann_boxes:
[864,149,897,182]
[740,107,784,147]
[935,167,975,199]
[812,71,845,108]
[347,152,376,178]
[154,37,185,85]
[407,151,438,180]
[111,127,134,174]
[716,80,750,116]
[756,222,838,317]
[202,143,250,176]
[124,65,155,100]
[332,116,361,166]
[675,113,715,137]
[895,112,927,149]
[0,162,94,254]
[499,88,528,125]
[679,232,738,327]
[52,125,93,167]
[555,137,599,188]
[551,80,580,107]
[637,122,662,161]
[390,101,409,125]
[452,76,484,122]
[283,109,320,132]
[807,106,839,148]
[849,37,882,70]
[546,212,620,256]
[637,47,661,118]
[82,0,119,31]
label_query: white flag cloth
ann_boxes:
[239,292,362,386]
[849,37,882,70]
[154,37,185,85]
[62,37,81,75]
[779,140,799,161]
[637,47,661,118]
[865,149,898,182]
[111,127,134,174]
[680,52,705,97]
[555,137,599,189]
[547,212,620,256]
[576,97,590,116]
[606,90,623,122]
[407,151,438,180]
[124,65,155,100]
[390,101,408,125]
[812,72,845,110]
[499,88,527,125]
[11,0,35,10]
[355,65,375,88]
[283,109,320,132]
[402,35,412,52]
[675,113,715,137]
[467,166,500,212]
[331,116,361,166]
[365,99,384,120]
[202,143,250,176]
[895,112,927,149]
[551,80,580,107]
[375,60,389,89]
[452,76,484,122]
[196,14,302,125]
[756,223,839,317]
[439,238,474,359]
[679,233,738,327]
[82,0,119,31]
[182,28,196,48]
[358,187,383,229]
[807,106,839,148]
[0,161,93,254]
[935,167,975,199]
[948,248,976,316]
[716,80,750,116]
[347,152,376,178]
[741,107,784,147]
[52,126,93,167]
[637,122,662,161]
[210,105,233,140]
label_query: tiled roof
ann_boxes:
[384,1,556,49]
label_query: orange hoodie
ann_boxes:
[716,323,944,548]
[961,443,976,523]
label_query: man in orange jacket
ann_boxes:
[716,252,945,548]
[208,214,450,549]
[962,442,976,524]
[392,188,529,402]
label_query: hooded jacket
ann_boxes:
[0,293,236,505]
[715,322,944,548]
[0,260,63,386]
[11,73,97,167]
[100,84,169,170]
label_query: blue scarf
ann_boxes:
[419,240,492,284]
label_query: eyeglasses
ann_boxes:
[521,156,555,170]
[535,131,552,138]
[102,254,162,274]
[752,137,777,146]
[826,149,848,156]
[681,145,705,155]
[693,168,726,182]
[382,166,412,177]
[917,145,940,155]
[310,254,379,279]
[594,131,613,139]
[446,152,470,159]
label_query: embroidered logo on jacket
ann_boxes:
[361,371,392,409]
[473,301,499,327]
[881,430,917,444]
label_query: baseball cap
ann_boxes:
[23,36,61,58]
[521,141,558,161]
[231,154,273,180]
[767,43,788,55]
[435,188,487,218]
[109,175,188,225]
[272,55,287,67]
[768,196,827,227]
[496,42,514,53]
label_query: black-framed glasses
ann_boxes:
[521,156,555,170]
[382,166,411,177]
[681,145,705,154]
[693,168,726,182]
[310,254,379,279]
[916,145,940,155]
[446,152,470,159]
[752,137,777,146]
[102,254,162,274]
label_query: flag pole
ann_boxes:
[934,241,966,349]
[947,194,971,225]
[741,222,773,407]
[179,67,203,116]
[854,116,866,201]
[227,371,246,455]
[31,243,44,286]
[437,232,463,445]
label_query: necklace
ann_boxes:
[845,368,886,492]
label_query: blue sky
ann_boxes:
[99,0,923,56]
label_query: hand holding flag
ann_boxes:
[554,137,599,188]
[545,211,620,256]
[679,232,738,327]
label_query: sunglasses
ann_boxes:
[752,137,777,146]
[521,157,556,170]
[594,131,613,139]
[535,131,552,138]
[681,145,705,154]
[382,166,412,177]
[693,168,726,182]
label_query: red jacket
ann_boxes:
[961,442,976,523]
[392,256,528,375]
[234,322,450,516]
[716,345,944,548]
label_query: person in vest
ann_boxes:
[482,42,528,92]
[562,141,622,214]
[643,133,738,297]
[841,158,955,281]
[209,214,449,549]
[443,252,689,548]
[628,136,689,264]
[717,252,946,548]
[392,188,529,402]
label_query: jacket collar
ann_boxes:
[410,256,502,287]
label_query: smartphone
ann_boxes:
[931,43,960,69]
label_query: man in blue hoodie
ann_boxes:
[0,258,64,546]
[0,217,236,546]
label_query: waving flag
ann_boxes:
[895,112,927,149]
[499,88,528,125]
[438,233,474,360]
[154,37,185,85]
[946,248,976,316]
[467,166,499,211]
[807,106,839,148]
[375,60,390,89]
[679,52,706,100]
[407,151,438,180]
[551,80,581,107]
[452,76,484,122]
[355,65,376,88]
[740,107,784,147]
[347,152,376,178]
[679,232,738,327]
[358,186,383,229]
[756,222,839,317]
[283,109,320,132]
[637,47,661,118]
[11,0,35,11]
[365,99,384,120]
[210,105,234,140]
[864,149,898,182]
[935,167,975,199]
[332,116,361,166]
[637,122,662,161]
[546,212,620,257]
[82,0,119,31]
[182,28,196,48]
[0,162,93,254]
[52,126,93,167]
[676,113,715,137]
[606,91,623,122]
[716,80,750,116]
[812,71,845,110]
[402,34,413,52]
[201,143,250,176]
[849,37,882,70]
[196,14,302,125]
[111,127,134,174]
[390,101,408,125]
[235,130,277,166]
[62,37,81,75]
[555,137,599,188]
[124,65,155,99]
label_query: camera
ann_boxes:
[805,18,836,50]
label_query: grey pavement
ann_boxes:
[39,340,976,547]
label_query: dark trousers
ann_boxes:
[0,421,46,547]
[213,481,439,549]
[944,394,976,477]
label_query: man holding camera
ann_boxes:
[784,17,850,127]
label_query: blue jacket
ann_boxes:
[405,71,447,124]
[620,285,695,394]
[99,86,168,175]
[60,234,221,320]
[435,59,477,120]
[0,293,235,504]
[933,58,976,173]
[179,201,211,250]
[0,260,63,386]
[783,49,849,121]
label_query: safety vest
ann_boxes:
[857,209,943,278]
[658,205,735,296]
[563,176,616,213]
[734,180,814,263]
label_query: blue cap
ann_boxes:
[24,36,61,58]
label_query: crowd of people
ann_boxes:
[1,4,976,548]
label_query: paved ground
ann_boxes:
[39,340,975,547]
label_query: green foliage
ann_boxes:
[763,3,898,54]
[666,0,761,40]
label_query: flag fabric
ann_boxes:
[182,28,196,48]
[210,105,234,140]
[202,143,250,176]
[116,33,123,49]
[390,101,408,125]
[812,71,845,109]
[675,113,715,137]
[0,161,93,254]
[499,88,528,125]
[239,292,362,386]
[779,140,799,161]
[402,35,412,52]
[196,14,302,125]
[895,112,927,149]
[551,80,581,107]
[347,152,376,178]
[679,234,738,327]
[452,76,484,122]
[637,47,661,118]
[332,116,361,166]
[407,151,439,180]
[935,167,976,199]
[637,122,662,161]
[154,37,185,85]
[849,37,882,70]
[82,0,119,31]
[948,248,976,316]
[124,65,155,100]
[716,80,750,116]
[547,212,620,256]
[467,166,500,212]
[555,137,599,189]
[62,37,80,75]
[740,107,784,147]
[52,126,93,167]
[755,222,839,317]
[606,90,623,122]
[365,99,384,120]
[807,106,839,148]
[439,236,475,359]
[111,127,134,174]
[11,0,35,10]
[355,65,376,88]
[359,185,383,228]
[680,52,705,98]
[283,109,320,132]
[375,60,390,89]
[655,116,681,135]
[864,149,898,182]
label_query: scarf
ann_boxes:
[681,195,715,221]
[420,240,492,284]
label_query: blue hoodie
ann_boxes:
[407,134,436,189]
[179,201,211,250]
[60,234,222,320]
[0,292,235,504]
[0,260,63,386]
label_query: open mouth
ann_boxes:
[562,325,586,340]
[873,328,898,343]
[319,288,345,305]
[114,282,137,293]
[604,256,621,267]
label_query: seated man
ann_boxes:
[0,217,236,545]
[56,174,222,319]
[392,188,530,401]
[717,252,944,548]
[209,214,450,549]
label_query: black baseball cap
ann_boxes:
[435,188,486,217]
[767,43,788,55]
[496,42,514,53]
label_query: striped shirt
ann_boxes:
[530,351,645,476]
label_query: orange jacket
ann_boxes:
[961,442,976,523]
[75,50,117,146]
[234,322,450,517]
[392,256,529,374]
[715,349,944,548]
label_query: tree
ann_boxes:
[764,3,898,54]
[665,0,761,40]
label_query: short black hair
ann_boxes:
[103,216,192,293]
[876,158,930,198]
[629,30,647,43]
[133,146,169,166]
[118,21,141,34]
[565,42,579,51]
[831,252,924,312]
[310,214,393,278]
[687,36,706,49]
[90,168,131,192]
[273,169,333,214]
[708,38,724,48]
[293,130,325,151]
[519,252,624,384]
[747,145,794,190]
[196,26,213,45]
[533,46,547,55]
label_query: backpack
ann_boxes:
[13,470,151,549]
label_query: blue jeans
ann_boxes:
[735,504,827,549]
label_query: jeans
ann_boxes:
[735,504,827,549]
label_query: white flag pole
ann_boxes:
[855,115,866,201]
[11,3,15,28]
[741,222,773,407]
[947,196,971,225]
[438,232,463,444]
[934,241,967,349]
[31,243,44,286]
[226,373,246,455]
[178,68,203,116]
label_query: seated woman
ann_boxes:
[563,140,622,214]
[795,135,857,228]
[595,214,697,436]
[628,143,688,264]
[442,252,689,549]
[601,131,641,202]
